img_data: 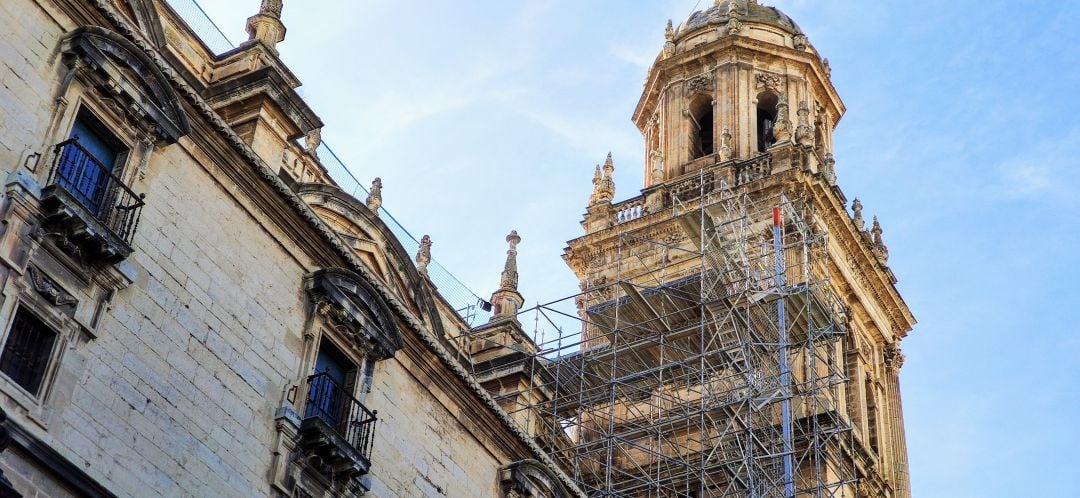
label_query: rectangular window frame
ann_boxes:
[0,306,59,397]
[0,294,72,422]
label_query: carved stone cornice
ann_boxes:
[806,176,915,337]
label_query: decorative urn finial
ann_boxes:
[795,101,813,146]
[663,20,676,58]
[871,216,889,263]
[718,127,733,162]
[366,177,383,213]
[650,149,664,185]
[822,153,837,185]
[852,198,864,231]
[415,235,432,277]
[304,127,321,156]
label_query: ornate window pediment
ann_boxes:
[60,26,190,144]
[305,269,401,361]
[500,460,571,498]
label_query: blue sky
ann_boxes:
[189,1,1079,495]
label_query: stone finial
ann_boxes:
[415,235,432,277]
[718,127,733,161]
[727,1,743,35]
[499,231,521,291]
[650,150,664,185]
[772,93,792,143]
[588,165,603,205]
[490,231,524,320]
[366,177,382,213]
[260,0,283,17]
[795,101,813,147]
[871,216,889,263]
[246,0,286,50]
[304,128,321,156]
[852,198,864,231]
[592,153,616,204]
[663,20,676,58]
[822,153,837,185]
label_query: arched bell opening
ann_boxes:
[756,91,779,153]
[688,97,714,159]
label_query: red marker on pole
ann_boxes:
[773,207,781,228]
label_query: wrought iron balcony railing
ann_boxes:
[46,138,145,246]
[303,372,377,466]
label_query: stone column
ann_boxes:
[884,344,910,498]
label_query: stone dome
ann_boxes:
[676,0,803,38]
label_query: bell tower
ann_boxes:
[555,2,915,497]
[636,0,842,187]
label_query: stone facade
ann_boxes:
[0,1,914,497]
[557,1,914,496]
[0,0,577,497]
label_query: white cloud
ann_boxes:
[609,41,657,69]
[993,128,1080,203]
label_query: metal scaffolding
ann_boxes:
[464,174,858,497]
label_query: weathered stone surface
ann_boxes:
[0,0,570,497]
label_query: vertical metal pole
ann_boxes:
[773,206,795,498]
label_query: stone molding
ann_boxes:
[60,26,191,144]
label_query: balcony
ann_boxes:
[298,372,377,482]
[40,139,144,263]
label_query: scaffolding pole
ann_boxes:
[458,170,859,497]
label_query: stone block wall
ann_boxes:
[0,1,540,497]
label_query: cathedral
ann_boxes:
[0,0,913,497]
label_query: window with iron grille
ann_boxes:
[61,111,125,215]
[0,308,58,396]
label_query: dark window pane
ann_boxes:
[69,119,118,169]
[0,308,57,395]
[61,113,123,214]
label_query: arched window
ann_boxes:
[288,268,402,492]
[688,98,714,159]
[756,92,779,153]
